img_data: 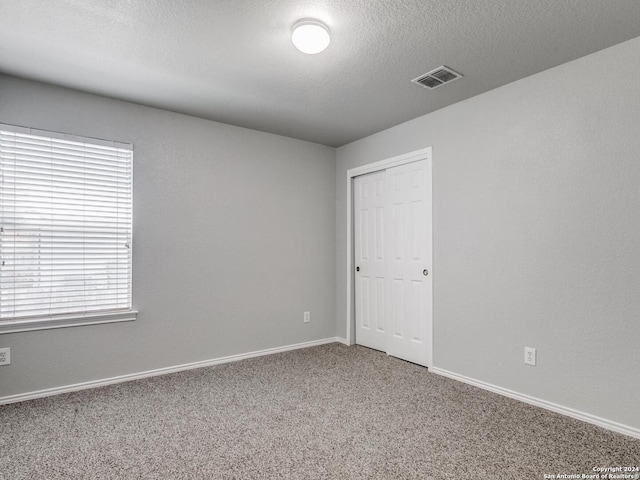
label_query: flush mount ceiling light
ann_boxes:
[291,20,330,54]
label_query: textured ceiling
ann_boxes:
[1,1,640,147]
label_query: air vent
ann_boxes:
[412,66,463,90]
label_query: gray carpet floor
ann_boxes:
[1,343,638,479]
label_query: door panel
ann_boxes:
[385,161,431,366]
[354,170,387,352]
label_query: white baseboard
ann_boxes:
[335,337,349,345]
[0,337,346,406]
[431,367,640,440]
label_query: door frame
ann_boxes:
[345,147,433,367]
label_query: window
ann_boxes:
[0,125,136,333]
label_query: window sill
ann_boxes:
[0,310,138,335]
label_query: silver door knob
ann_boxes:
[423,269,429,276]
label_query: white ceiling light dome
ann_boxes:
[291,20,330,54]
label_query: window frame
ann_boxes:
[0,124,137,334]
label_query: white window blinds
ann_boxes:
[0,127,133,323]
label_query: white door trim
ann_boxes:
[346,147,433,366]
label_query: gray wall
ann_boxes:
[336,37,640,430]
[0,75,336,397]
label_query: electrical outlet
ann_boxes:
[524,347,536,366]
[0,347,10,366]
[303,311,311,323]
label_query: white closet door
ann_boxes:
[354,159,432,367]
[385,160,432,366]
[353,170,387,352]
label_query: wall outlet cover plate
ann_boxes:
[524,347,536,366]
[0,347,11,365]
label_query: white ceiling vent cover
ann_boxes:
[412,66,463,89]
